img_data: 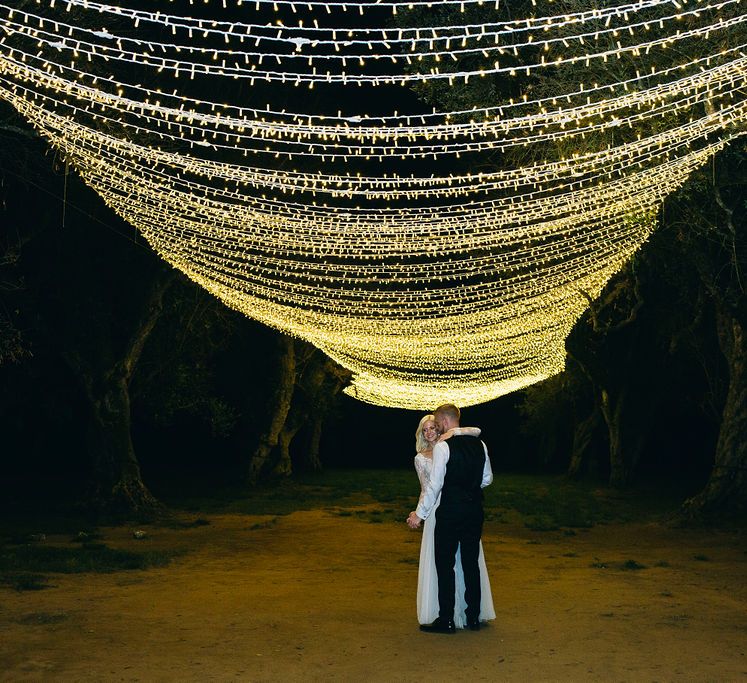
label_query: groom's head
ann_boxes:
[434,404,460,433]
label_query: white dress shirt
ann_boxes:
[415,428,493,520]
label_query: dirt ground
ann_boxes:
[1,509,746,682]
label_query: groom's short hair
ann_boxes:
[434,404,460,422]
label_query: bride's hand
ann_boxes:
[406,511,422,529]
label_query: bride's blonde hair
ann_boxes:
[415,414,437,454]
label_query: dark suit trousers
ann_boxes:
[434,502,484,622]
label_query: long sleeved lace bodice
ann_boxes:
[414,453,433,508]
[413,427,482,508]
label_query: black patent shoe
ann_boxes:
[420,617,456,634]
[466,617,480,631]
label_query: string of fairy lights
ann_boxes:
[0,0,744,408]
[5,1,744,85]
[1,47,744,163]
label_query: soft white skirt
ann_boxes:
[416,497,496,628]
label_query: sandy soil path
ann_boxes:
[1,510,746,681]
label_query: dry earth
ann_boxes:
[1,509,746,682]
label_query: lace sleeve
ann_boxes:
[414,455,430,507]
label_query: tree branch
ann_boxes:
[577,289,600,332]
[608,273,645,333]
[120,270,176,383]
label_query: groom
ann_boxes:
[407,403,493,633]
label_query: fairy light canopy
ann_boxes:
[0,0,744,409]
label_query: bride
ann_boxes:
[413,414,496,628]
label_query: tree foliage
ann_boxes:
[400,0,747,517]
[0,106,351,516]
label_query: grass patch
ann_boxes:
[0,572,51,591]
[248,518,278,531]
[164,469,419,517]
[486,477,602,529]
[157,517,211,530]
[620,559,647,571]
[13,612,69,625]
[591,559,646,571]
[71,531,104,543]
[4,471,686,542]
[525,515,560,532]
[164,470,650,529]
[0,543,178,576]
[4,533,49,545]
[0,512,99,544]
[489,475,689,528]
[484,511,507,522]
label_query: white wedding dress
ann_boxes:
[414,432,496,628]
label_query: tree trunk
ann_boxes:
[567,404,602,479]
[272,351,325,476]
[601,389,623,486]
[679,310,747,520]
[305,416,324,472]
[273,419,303,478]
[601,387,647,488]
[248,334,296,484]
[66,273,173,518]
[85,368,163,518]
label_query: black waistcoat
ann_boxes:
[440,435,486,508]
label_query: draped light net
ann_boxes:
[0,0,744,408]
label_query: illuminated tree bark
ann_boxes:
[66,273,173,517]
[83,371,160,517]
[567,270,652,486]
[267,346,351,478]
[681,310,747,518]
[666,145,747,519]
[247,334,296,484]
[305,416,324,472]
[294,357,351,473]
[567,404,602,479]
[600,386,652,488]
[273,408,303,479]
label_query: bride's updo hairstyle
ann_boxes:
[415,414,437,454]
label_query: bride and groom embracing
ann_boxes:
[406,403,496,633]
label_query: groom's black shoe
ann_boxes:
[466,617,481,631]
[420,617,456,634]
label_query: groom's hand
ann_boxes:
[406,511,422,529]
